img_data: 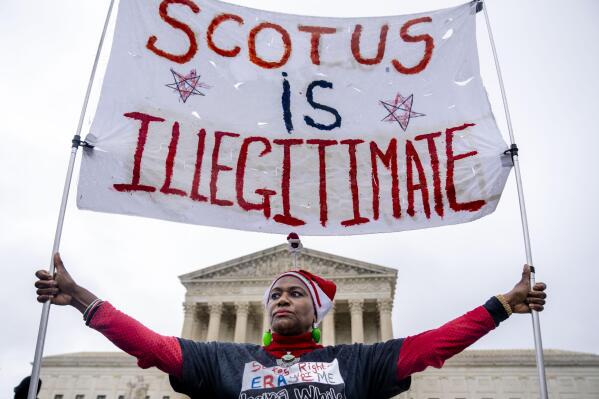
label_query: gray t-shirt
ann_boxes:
[170,338,411,399]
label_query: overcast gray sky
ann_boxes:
[1,0,598,394]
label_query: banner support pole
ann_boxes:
[479,2,549,398]
[27,1,115,398]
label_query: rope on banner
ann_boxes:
[72,134,95,149]
[478,1,549,398]
[27,1,115,398]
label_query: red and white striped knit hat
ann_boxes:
[264,270,337,326]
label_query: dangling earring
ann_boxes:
[262,329,273,346]
[311,324,321,343]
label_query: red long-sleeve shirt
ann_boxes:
[88,299,505,381]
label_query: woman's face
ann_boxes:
[267,276,315,336]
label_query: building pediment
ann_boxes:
[179,244,397,283]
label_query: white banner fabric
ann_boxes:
[77,0,512,235]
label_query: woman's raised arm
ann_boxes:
[34,253,183,377]
[396,265,547,380]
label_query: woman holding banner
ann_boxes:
[34,250,546,399]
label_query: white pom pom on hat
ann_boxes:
[264,269,337,326]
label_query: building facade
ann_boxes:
[38,245,599,399]
[178,244,397,345]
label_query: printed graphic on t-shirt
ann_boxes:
[239,359,346,399]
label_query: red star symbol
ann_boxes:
[166,69,211,103]
[380,93,425,131]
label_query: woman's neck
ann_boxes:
[263,331,323,358]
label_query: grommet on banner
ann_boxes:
[287,232,302,252]
[503,143,519,158]
[475,0,484,14]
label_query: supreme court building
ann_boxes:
[178,244,396,345]
[38,245,599,399]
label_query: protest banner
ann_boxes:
[77,0,512,234]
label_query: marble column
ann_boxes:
[206,302,223,341]
[181,302,196,339]
[377,299,393,341]
[322,302,335,346]
[234,302,250,343]
[348,299,364,343]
